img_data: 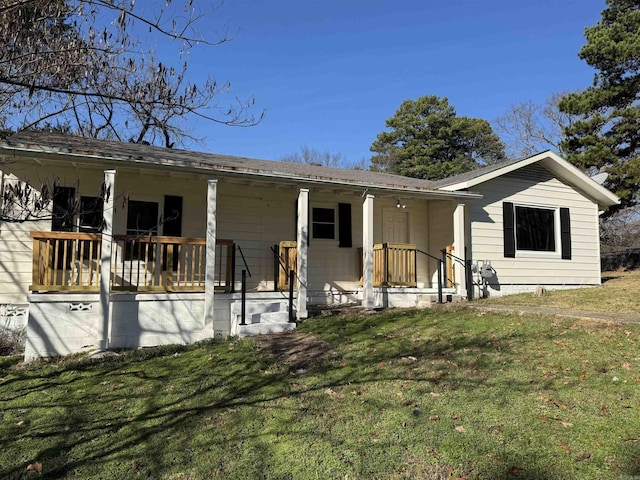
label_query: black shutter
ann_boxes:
[503,202,515,258]
[163,195,183,236]
[52,186,76,269]
[560,207,571,260]
[163,195,183,270]
[52,186,76,232]
[338,203,352,248]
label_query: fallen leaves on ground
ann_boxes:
[26,462,42,473]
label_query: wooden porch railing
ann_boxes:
[112,236,233,292]
[30,232,102,292]
[373,243,417,287]
[30,232,235,293]
[277,241,297,290]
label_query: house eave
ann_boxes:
[1,144,482,201]
[438,151,620,209]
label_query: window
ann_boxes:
[515,206,555,252]
[503,202,571,259]
[312,207,335,239]
[126,200,159,260]
[51,186,75,269]
[127,200,159,236]
[78,196,103,260]
[79,196,103,233]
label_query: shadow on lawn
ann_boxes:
[1,309,639,479]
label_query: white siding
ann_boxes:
[2,159,460,306]
[1,163,109,305]
[307,192,362,301]
[217,183,297,291]
[468,164,602,295]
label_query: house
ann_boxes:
[0,133,619,360]
[435,151,619,296]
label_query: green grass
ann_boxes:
[479,269,640,315]
[2,307,640,479]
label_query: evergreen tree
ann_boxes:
[370,95,506,180]
[559,0,640,210]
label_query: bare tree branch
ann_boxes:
[494,92,580,158]
[0,0,262,147]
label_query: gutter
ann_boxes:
[1,145,482,201]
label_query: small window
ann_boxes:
[515,206,556,252]
[79,196,103,233]
[78,196,103,260]
[127,200,159,237]
[126,200,159,260]
[312,207,335,239]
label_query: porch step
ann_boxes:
[230,300,296,337]
[238,321,297,336]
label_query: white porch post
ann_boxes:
[204,179,219,338]
[453,202,467,298]
[98,169,116,350]
[296,188,309,320]
[362,193,375,309]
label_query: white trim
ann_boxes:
[439,151,620,208]
[453,202,466,298]
[99,170,116,351]
[296,188,309,319]
[362,194,375,309]
[311,204,337,241]
[511,203,562,259]
[204,179,218,338]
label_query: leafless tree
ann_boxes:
[600,206,640,253]
[281,146,367,170]
[494,92,579,159]
[0,0,262,148]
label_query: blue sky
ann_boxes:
[177,0,604,163]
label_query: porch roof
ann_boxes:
[0,131,480,199]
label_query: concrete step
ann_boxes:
[238,321,296,336]
[230,300,296,337]
[258,311,292,324]
[230,300,288,318]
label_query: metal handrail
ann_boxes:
[416,249,444,304]
[269,244,297,323]
[235,244,253,326]
[440,247,474,301]
[440,248,467,267]
[236,244,252,278]
[270,244,298,284]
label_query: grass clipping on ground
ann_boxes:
[2,307,640,479]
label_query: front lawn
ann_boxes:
[478,269,640,314]
[1,307,639,479]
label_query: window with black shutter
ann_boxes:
[503,202,571,259]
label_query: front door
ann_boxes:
[383,209,409,244]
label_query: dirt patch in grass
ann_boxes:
[253,331,336,370]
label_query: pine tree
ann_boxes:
[370,96,505,180]
[559,0,640,211]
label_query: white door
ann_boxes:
[383,209,409,244]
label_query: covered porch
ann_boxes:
[22,167,475,360]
